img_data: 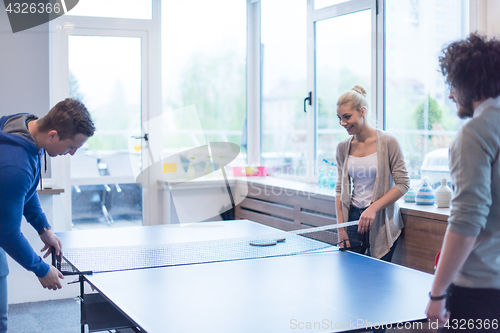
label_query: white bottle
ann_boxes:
[435,178,453,208]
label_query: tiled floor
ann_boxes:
[8,297,137,333]
[8,298,81,333]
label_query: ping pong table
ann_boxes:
[56,220,434,333]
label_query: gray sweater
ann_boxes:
[448,96,500,289]
[336,130,410,258]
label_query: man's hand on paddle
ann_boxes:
[38,228,64,290]
[38,266,64,290]
[40,229,62,258]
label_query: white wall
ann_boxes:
[471,0,500,37]
[0,9,49,117]
[486,0,500,37]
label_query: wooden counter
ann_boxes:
[394,202,449,274]
[235,177,336,232]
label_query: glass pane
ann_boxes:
[69,35,143,228]
[314,0,351,9]
[261,0,307,177]
[161,0,247,170]
[315,10,372,172]
[67,0,152,19]
[385,0,469,189]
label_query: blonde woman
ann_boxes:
[335,85,409,262]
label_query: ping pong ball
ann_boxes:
[134,145,142,152]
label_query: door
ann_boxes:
[67,31,147,229]
[307,0,377,176]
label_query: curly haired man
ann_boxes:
[426,33,500,332]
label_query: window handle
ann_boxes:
[131,133,149,141]
[304,91,312,112]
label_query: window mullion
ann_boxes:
[247,0,261,166]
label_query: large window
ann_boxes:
[161,0,247,164]
[256,0,469,186]
[51,0,476,229]
[261,0,307,176]
[385,0,469,188]
[315,8,373,174]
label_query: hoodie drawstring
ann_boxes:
[38,151,47,191]
[38,152,42,191]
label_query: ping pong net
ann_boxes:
[54,221,367,275]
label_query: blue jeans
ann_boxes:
[0,248,8,333]
[346,205,398,262]
[345,206,370,254]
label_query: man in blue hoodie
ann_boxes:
[0,98,95,332]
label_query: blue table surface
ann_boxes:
[57,220,434,333]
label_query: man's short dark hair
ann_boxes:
[439,33,500,109]
[37,98,95,140]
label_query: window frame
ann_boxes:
[49,0,162,228]
[252,0,381,182]
[247,0,262,166]
[253,0,478,183]
[307,0,379,181]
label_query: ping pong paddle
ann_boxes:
[249,238,286,247]
[51,246,93,276]
[434,250,441,269]
[51,246,61,270]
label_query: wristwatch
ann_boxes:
[428,292,447,301]
[38,226,51,235]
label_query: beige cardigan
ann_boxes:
[335,130,410,258]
